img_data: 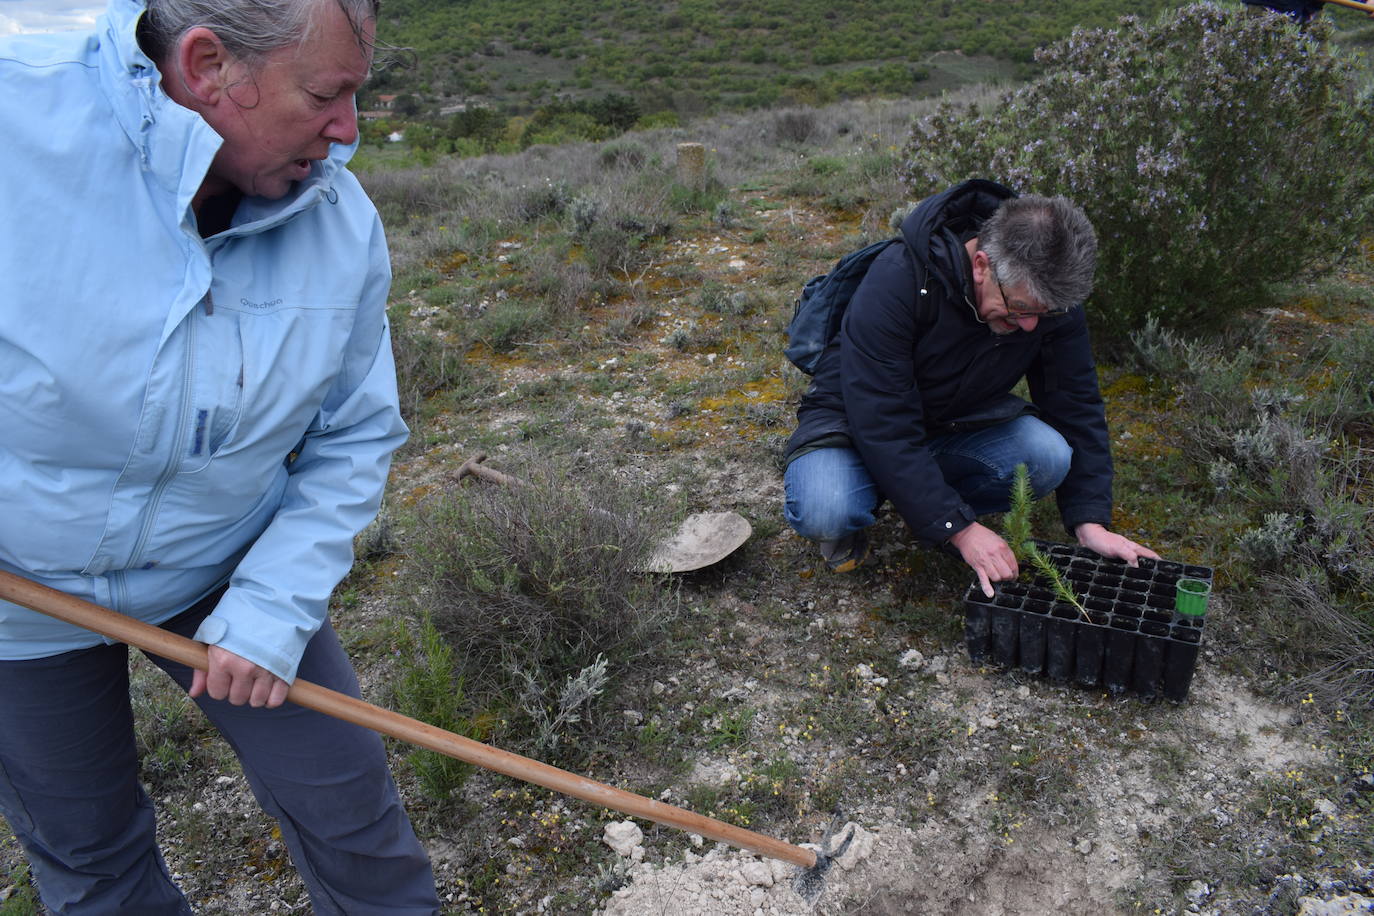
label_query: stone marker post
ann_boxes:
[676,142,706,189]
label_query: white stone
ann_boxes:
[603,821,644,857]
[828,823,876,871]
[1297,896,1374,916]
[898,649,925,670]
[740,860,774,887]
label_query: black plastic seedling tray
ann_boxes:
[963,542,1211,701]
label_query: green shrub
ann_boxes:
[667,179,729,215]
[634,111,680,130]
[1312,324,1374,433]
[518,246,597,315]
[357,169,474,227]
[515,181,571,223]
[772,109,819,145]
[398,461,678,750]
[901,4,1374,344]
[130,657,205,787]
[1132,320,1374,708]
[695,281,750,315]
[577,223,650,279]
[598,140,649,170]
[522,111,609,149]
[472,299,548,353]
[0,861,40,915]
[391,613,478,800]
[568,195,601,235]
[388,308,481,423]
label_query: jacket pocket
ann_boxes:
[932,393,1036,434]
[183,307,245,472]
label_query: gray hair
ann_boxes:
[980,196,1097,312]
[139,0,379,69]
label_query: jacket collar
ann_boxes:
[900,179,1016,305]
[96,0,355,231]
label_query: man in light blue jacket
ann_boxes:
[0,0,440,911]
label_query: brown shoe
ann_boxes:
[819,531,870,573]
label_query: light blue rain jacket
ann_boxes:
[0,0,407,682]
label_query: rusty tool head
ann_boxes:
[791,812,858,904]
[453,452,521,488]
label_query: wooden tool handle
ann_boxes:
[0,569,816,868]
[1322,0,1374,12]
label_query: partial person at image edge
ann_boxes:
[0,0,441,911]
[782,179,1158,594]
[1240,0,1326,23]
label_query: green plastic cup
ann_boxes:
[1175,578,1210,617]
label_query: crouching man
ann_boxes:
[783,180,1157,594]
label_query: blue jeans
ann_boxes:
[0,593,440,915]
[783,414,1072,543]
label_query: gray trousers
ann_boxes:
[0,593,439,914]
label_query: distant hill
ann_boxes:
[366,0,1188,117]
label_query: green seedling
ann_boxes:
[1005,463,1035,564]
[1007,464,1089,621]
[1026,545,1090,622]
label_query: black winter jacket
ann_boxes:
[784,180,1114,544]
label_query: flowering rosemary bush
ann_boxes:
[901,3,1374,342]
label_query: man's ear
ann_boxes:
[171,27,238,106]
[970,248,991,285]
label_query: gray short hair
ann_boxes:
[980,196,1097,313]
[139,0,378,69]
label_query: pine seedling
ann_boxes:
[394,613,477,799]
[1026,545,1089,621]
[1005,463,1089,620]
[1005,463,1034,563]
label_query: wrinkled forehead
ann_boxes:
[265,2,376,79]
[296,0,376,57]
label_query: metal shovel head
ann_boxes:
[644,511,752,573]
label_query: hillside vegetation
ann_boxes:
[365,0,1187,116]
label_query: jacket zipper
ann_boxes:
[118,316,198,610]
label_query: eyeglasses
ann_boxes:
[994,275,1071,319]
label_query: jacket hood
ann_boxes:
[900,179,1016,303]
